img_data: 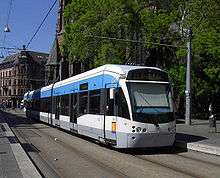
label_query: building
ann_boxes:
[46,0,86,85]
[0,50,48,108]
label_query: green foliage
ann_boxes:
[189,0,220,106]
[62,0,181,67]
[62,0,220,114]
[62,0,131,65]
[168,65,186,97]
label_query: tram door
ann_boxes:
[54,96,60,127]
[103,84,118,144]
[70,93,78,132]
[70,93,78,123]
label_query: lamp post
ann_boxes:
[185,27,192,125]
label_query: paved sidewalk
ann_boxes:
[0,111,42,178]
[175,119,220,156]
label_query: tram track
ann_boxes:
[4,116,61,178]
[37,128,205,178]
[132,148,220,178]
[21,123,196,178]
[4,112,220,178]
[134,155,205,178]
[176,153,220,168]
[11,121,129,178]
[37,128,129,178]
[10,122,214,178]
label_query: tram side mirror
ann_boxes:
[109,88,114,99]
[107,88,116,115]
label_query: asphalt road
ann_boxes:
[2,111,220,178]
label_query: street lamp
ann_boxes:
[4,25,11,32]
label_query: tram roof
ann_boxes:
[53,64,162,89]
[32,64,163,94]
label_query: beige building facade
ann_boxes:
[0,50,48,108]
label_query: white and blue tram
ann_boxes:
[24,64,176,148]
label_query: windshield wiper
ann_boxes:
[136,92,160,126]
[137,92,161,114]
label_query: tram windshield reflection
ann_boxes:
[127,82,174,123]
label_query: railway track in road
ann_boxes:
[4,112,220,178]
[5,118,128,178]
[175,153,220,168]
[132,148,220,178]
[3,115,61,178]
[134,155,204,178]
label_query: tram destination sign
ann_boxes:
[127,69,169,81]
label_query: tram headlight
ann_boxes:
[136,127,141,133]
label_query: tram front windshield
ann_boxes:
[127,82,175,123]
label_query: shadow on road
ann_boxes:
[0,110,36,126]
[175,133,207,143]
[117,146,187,155]
[21,143,41,153]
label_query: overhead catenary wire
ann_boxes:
[0,46,22,50]
[6,0,13,27]
[1,0,14,57]
[26,0,58,48]
[85,35,184,48]
[0,76,45,82]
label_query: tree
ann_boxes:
[61,0,220,117]
[186,0,220,114]
[62,0,181,67]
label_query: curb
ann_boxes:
[175,140,220,156]
[1,122,42,178]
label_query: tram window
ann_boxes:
[32,100,36,110]
[40,98,44,112]
[89,89,101,114]
[48,97,52,113]
[60,94,70,116]
[116,89,130,119]
[33,99,40,112]
[52,96,56,114]
[40,97,50,113]
[79,92,88,115]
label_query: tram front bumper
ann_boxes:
[127,132,175,148]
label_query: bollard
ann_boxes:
[209,114,217,133]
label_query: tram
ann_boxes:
[24,64,176,148]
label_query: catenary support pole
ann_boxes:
[185,28,192,125]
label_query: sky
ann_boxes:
[0,0,58,58]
